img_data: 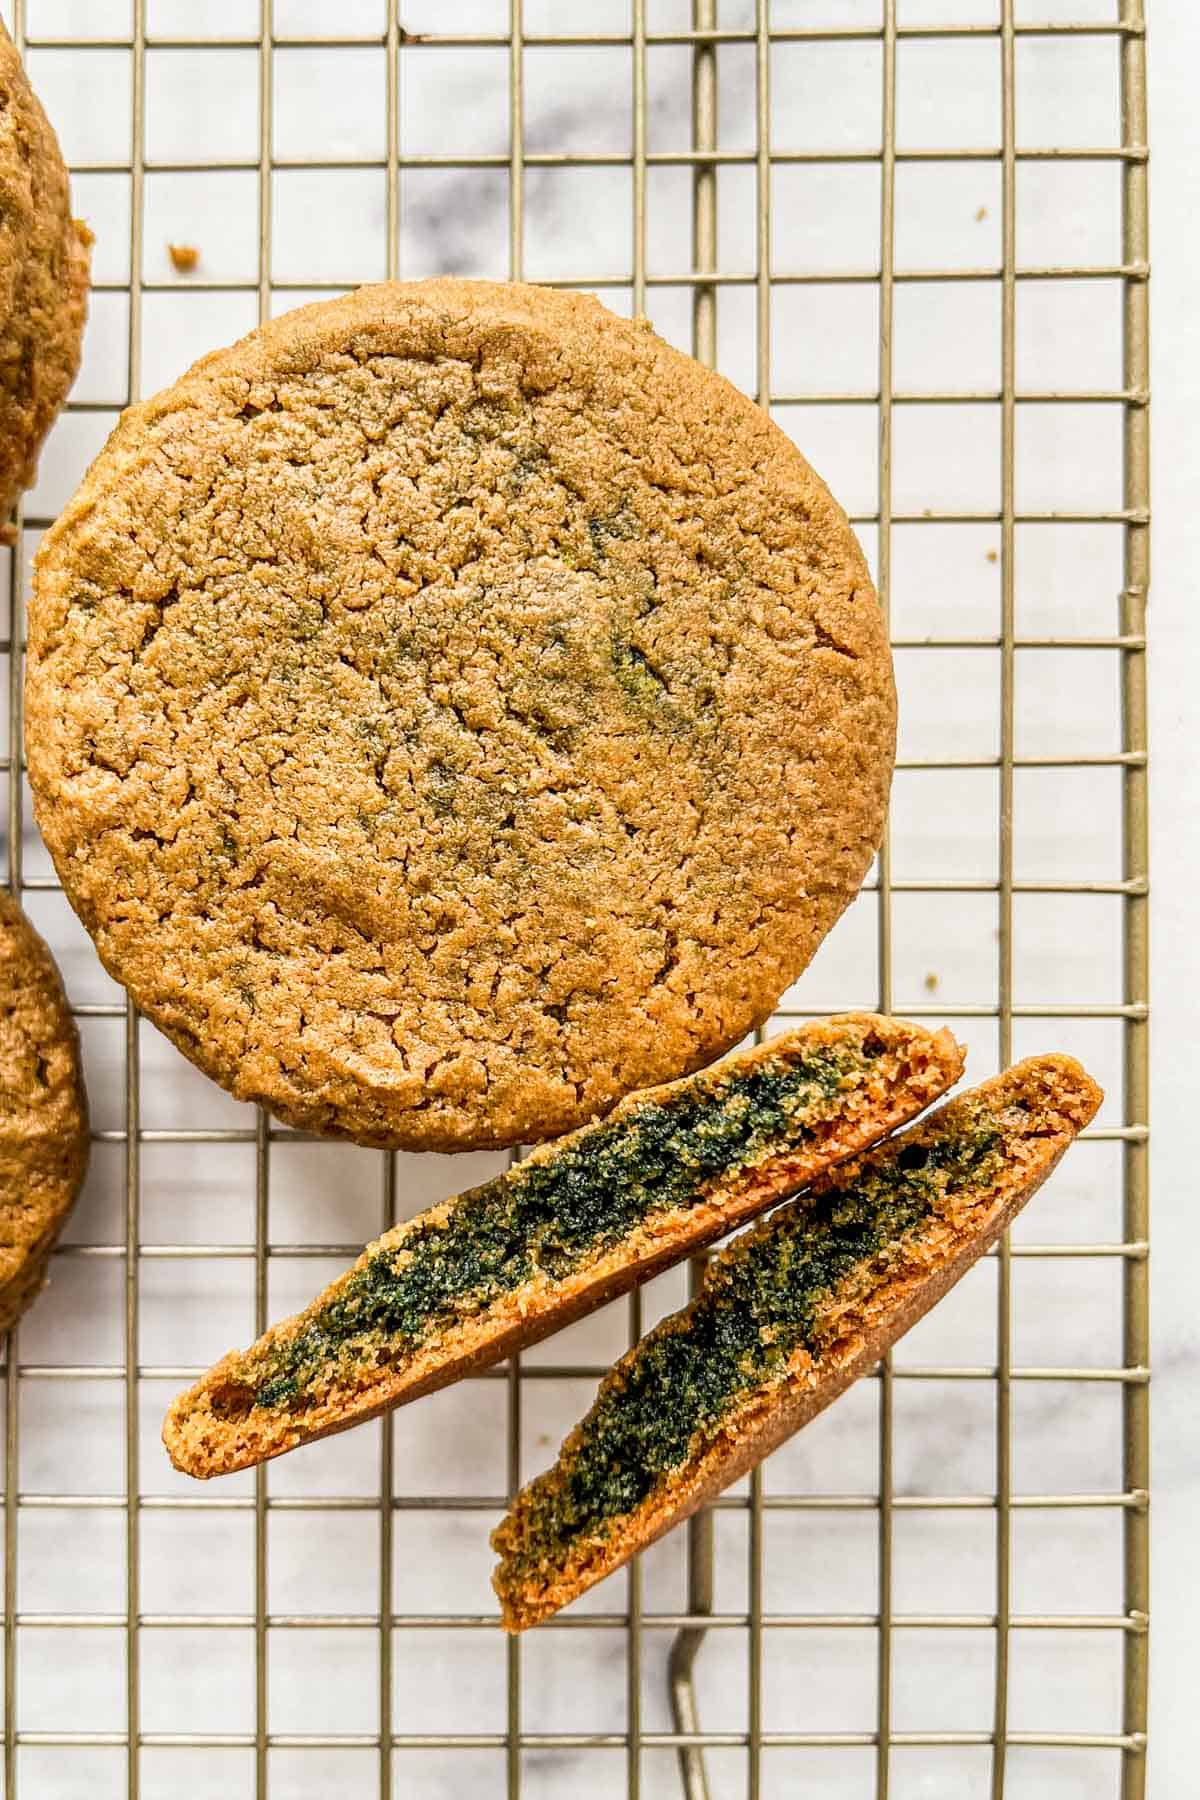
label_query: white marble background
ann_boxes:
[2,0,1191,1796]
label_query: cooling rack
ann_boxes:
[0,1,1149,1795]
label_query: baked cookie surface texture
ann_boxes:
[0,21,91,539]
[0,892,89,1331]
[27,280,895,1149]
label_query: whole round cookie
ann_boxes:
[0,891,89,1331]
[27,280,895,1151]
[0,21,92,539]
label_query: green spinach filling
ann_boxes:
[246,1046,871,1412]
[510,1116,1004,1565]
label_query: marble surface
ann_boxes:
[0,1,1192,1795]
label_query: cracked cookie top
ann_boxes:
[25,280,894,1150]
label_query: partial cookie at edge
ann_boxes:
[0,891,90,1332]
[0,22,92,538]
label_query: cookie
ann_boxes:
[0,21,92,541]
[27,279,894,1150]
[163,1015,962,1478]
[492,1055,1102,1629]
[0,891,89,1332]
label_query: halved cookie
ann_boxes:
[164,1014,962,1477]
[492,1054,1101,1630]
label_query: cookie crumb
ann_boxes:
[924,971,940,992]
[168,242,200,273]
[975,205,988,222]
[986,548,998,564]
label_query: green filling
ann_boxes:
[507,1117,1005,1567]
[247,1045,869,1412]
[610,633,674,714]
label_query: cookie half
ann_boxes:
[493,1054,1102,1629]
[163,1015,961,1478]
[0,892,89,1332]
[28,279,894,1149]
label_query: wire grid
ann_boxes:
[0,1,1149,1796]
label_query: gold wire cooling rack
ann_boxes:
[0,1,1149,1796]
